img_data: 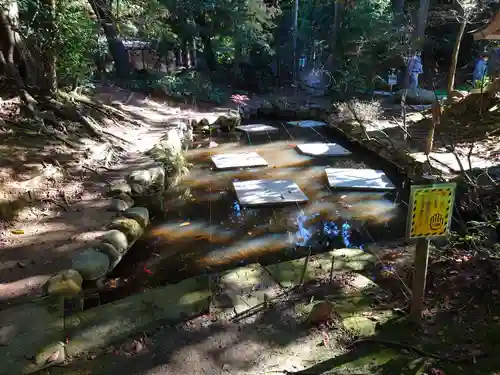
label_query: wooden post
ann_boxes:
[410,237,430,323]
[299,246,312,286]
[425,102,441,155]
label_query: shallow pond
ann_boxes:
[98,121,407,302]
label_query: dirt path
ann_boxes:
[0,88,220,307]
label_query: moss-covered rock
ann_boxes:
[101,230,129,254]
[108,218,144,242]
[123,207,150,228]
[107,180,132,196]
[45,269,83,298]
[215,112,241,132]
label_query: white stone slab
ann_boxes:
[211,152,268,170]
[325,168,395,191]
[296,143,351,157]
[233,179,309,207]
[236,124,279,134]
[286,120,327,128]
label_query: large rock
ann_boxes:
[148,165,166,189]
[108,218,144,242]
[393,88,438,105]
[123,207,150,228]
[215,111,241,132]
[96,242,123,271]
[128,169,152,187]
[166,118,193,150]
[107,180,132,196]
[159,128,183,155]
[101,230,129,254]
[45,269,83,297]
[129,183,147,196]
[109,198,133,212]
[72,249,110,280]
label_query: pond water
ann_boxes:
[99,121,407,302]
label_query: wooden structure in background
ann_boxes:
[473,11,500,40]
[123,39,168,72]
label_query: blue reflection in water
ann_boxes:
[232,201,242,217]
[323,221,340,238]
[342,222,351,248]
[294,211,354,248]
[295,210,318,246]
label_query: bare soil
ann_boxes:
[0,87,221,307]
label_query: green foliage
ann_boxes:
[153,71,229,104]
[17,0,99,88]
[56,0,100,87]
[334,0,396,94]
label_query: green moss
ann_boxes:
[108,218,144,242]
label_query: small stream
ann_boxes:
[95,120,407,304]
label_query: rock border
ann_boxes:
[44,119,198,299]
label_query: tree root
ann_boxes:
[61,91,141,126]
[347,338,490,363]
[15,89,136,148]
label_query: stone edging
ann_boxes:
[44,119,196,299]
[328,119,434,184]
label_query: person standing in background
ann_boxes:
[473,53,489,88]
[407,51,423,89]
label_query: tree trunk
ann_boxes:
[87,0,131,78]
[175,47,183,68]
[233,42,242,81]
[416,0,430,45]
[182,39,190,68]
[0,1,25,89]
[190,38,197,69]
[166,50,176,73]
[327,1,344,73]
[42,0,57,93]
[200,35,215,71]
[393,0,405,21]
[447,19,466,93]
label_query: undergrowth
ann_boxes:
[124,71,230,105]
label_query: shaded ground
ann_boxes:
[39,242,500,375]
[0,88,222,307]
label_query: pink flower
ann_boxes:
[230,94,249,105]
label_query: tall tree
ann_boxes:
[88,0,132,78]
[42,0,57,93]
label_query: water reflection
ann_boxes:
[142,124,404,274]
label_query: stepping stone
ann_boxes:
[286,120,327,128]
[265,248,375,289]
[236,124,279,135]
[325,168,395,191]
[233,179,308,207]
[296,143,351,157]
[213,264,281,315]
[211,151,268,170]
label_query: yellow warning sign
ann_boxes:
[407,183,456,239]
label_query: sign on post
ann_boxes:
[407,182,456,323]
[407,183,456,239]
